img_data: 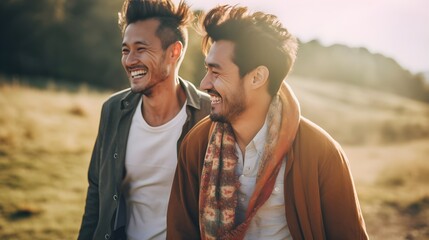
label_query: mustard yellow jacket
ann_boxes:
[167,83,368,240]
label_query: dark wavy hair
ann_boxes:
[118,0,193,51]
[201,5,298,96]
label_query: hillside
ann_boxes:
[287,76,429,144]
[0,78,428,239]
[423,72,429,86]
[292,40,429,102]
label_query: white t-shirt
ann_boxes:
[124,99,187,240]
[235,120,292,240]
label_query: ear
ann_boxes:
[167,41,183,62]
[250,65,269,89]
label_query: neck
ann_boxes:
[141,76,186,126]
[231,92,272,154]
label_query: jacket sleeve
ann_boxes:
[319,143,369,239]
[77,105,106,240]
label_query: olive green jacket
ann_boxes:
[78,78,210,240]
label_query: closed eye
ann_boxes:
[122,48,129,55]
[205,65,219,76]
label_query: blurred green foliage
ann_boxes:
[0,0,205,90]
[0,0,125,88]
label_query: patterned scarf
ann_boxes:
[199,95,283,240]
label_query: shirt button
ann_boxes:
[274,186,280,192]
[113,153,118,159]
[113,194,118,200]
[104,233,110,239]
[124,101,129,107]
[240,197,245,202]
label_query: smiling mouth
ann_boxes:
[209,94,222,104]
[130,69,147,79]
[207,90,222,104]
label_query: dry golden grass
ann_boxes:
[0,78,428,239]
[0,81,110,239]
[345,140,429,239]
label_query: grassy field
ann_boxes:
[0,77,428,239]
[0,81,108,239]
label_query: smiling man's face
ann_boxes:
[121,19,170,95]
[200,40,249,123]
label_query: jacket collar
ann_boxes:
[119,77,204,112]
[178,77,205,110]
[119,89,140,112]
[277,81,301,176]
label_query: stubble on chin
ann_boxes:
[130,84,153,96]
[210,97,245,124]
[209,113,229,123]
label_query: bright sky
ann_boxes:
[175,0,429,74]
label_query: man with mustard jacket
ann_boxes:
[167,5,368,240]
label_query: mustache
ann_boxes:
[206,89,220,96]
[127,65,148,71]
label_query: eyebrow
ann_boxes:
[205,62,222,70]
[121,40,149,47]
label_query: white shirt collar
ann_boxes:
[245,117,268,156]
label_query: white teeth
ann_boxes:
[210,95,221,104]
[131,69,147,78]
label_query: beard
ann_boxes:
[131,53,169,96]
[209,113,228,123]
[210,89,246,123]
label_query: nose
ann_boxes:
[200,72,212,91]
[124,51,138,67]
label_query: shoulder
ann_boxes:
[295,117,347,167]
[97,89,141,126]
[180,117,212,158]
[293,118,353,184]
[101,88,132,110]
[297,117,342,152]
[177,117,213,173]
[182,117,212,146]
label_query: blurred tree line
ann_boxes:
[0,0,205,90]
[1,0,428,102]
[0,0,125,89]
